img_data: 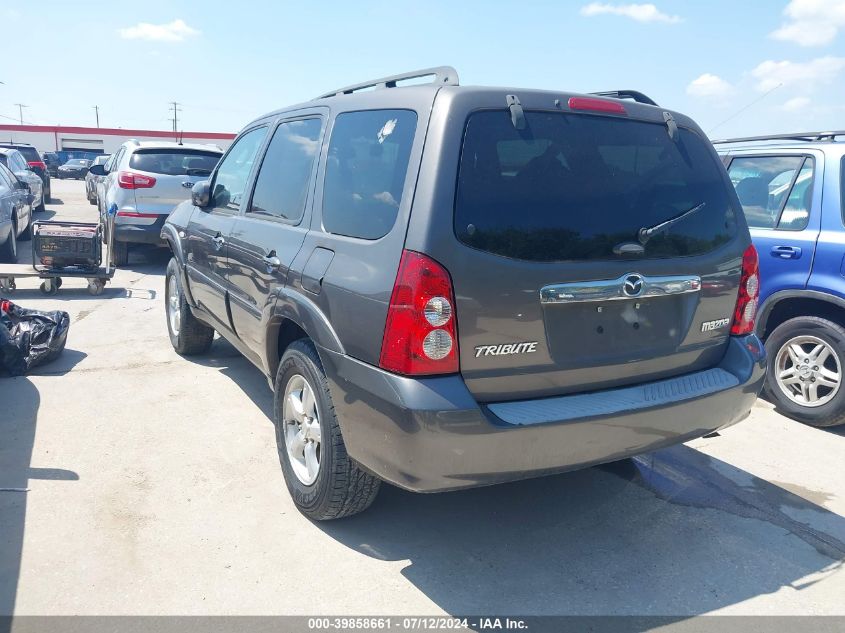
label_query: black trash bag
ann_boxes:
[0,299,70,376]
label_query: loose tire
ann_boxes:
[112,241,129,266]
[764,316,845,427]
[0,223,17,263]
[165,258,214,355]
[274,339,380,520]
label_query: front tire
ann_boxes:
[165,258,214,355]
[0,222,17,263]
[764,316,845,427]
[274,339,380,520]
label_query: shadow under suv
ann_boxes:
[161,67,766,520]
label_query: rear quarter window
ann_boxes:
[322,109,417,240]
[455,110,737,262]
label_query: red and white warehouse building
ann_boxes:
[0,124,236,155]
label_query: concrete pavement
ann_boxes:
[1,180,843,617]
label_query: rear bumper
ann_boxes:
[321,335,766,493]
[114,215,167,245]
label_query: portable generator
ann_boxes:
[33,221,102,271]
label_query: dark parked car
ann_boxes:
[0,161,33,262]
[57,158,91,179]
[0,142,51,202]
[0,149,44,213]
[43,153,62,177]
[85,154,111,205]
[162,67,766,520]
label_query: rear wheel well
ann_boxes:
[763,297,845,339]
[270,318,308,376]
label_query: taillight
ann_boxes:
[27,161,46,170]
[118,171,156,189]
[379,250,459,376]
[568,97,627,115]
[731,244,759,336]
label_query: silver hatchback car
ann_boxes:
[90,140,222,265]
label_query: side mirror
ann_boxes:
[192,180,211,208]
[88,164,106,176]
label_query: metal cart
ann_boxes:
[0,213,117,296]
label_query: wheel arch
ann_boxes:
[161,225,197,307]
[758,290,845,339]
[266,287,345,378]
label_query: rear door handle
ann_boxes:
[771,245,802,259]
[212,235,225,250]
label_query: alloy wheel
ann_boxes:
[775,335,841,408]
[167,274,181,335]
[282,374,322,485]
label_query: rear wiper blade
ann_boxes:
[637,202,706,246]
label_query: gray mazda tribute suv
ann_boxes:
[162,67,766,520]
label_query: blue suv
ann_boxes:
[716,131,845,427]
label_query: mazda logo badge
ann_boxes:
[623,274,644,297]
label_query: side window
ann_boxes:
[727,155,813,231]
[211,127,267,211]
[322,109,417,239]
[841,157,845,226]
[11,153,25,172]
[109,148,124,172]
[0,164,12,188]
[248,118,322,222]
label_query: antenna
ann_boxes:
[707,83,783,136]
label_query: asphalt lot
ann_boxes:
[0,179,844,617]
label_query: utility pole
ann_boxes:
[93,105,100,128]
[169,101,182,141]
[13,103,27,125]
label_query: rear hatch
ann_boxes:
[429,102,745,403]
[128,148,221,215]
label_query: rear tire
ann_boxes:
[35,192,46,213]
[764,316,845,427]
[112,240,129,266]
[273,339,381,521]
[165,258,214,355]
[19,215,31,240]
[0,222,17,263]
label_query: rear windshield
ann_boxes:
[65,159,89,167]
[455,111,736,261]
[0,145,40,162]
[129,149,221,176]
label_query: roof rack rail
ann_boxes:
[589,90,658,106]
[712,131,845,144]
[316,66,459,99]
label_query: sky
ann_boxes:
[1,0,844,139]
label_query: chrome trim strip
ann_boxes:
[540,273,701,304]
